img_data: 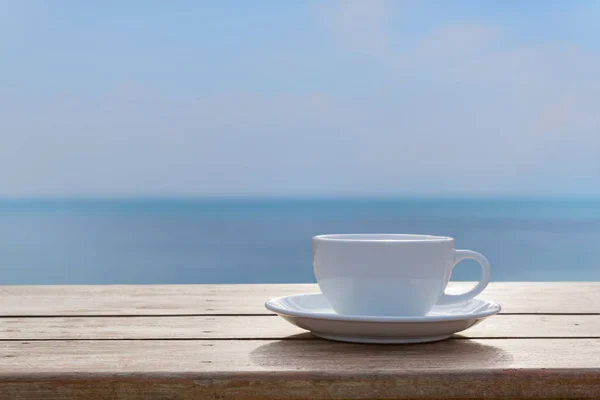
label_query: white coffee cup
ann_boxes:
[312,234,491,317]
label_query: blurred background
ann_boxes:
[0,0,599,284]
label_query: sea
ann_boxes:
[0,198,599,285]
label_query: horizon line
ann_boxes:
[1,195,600,202]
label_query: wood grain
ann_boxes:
[1,283,600,399]
[0,339,599,399]
[1,282,599,316]
[0,315,597,340]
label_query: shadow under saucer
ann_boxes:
[250,335,513,371]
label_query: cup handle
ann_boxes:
[437,249,491,305]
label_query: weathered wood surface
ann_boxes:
[0,339,599,399]
[1,374,599,400]
[0,283,599,399]
[0,315,598,340]
[1,282,599,315]
[1,338,600,373]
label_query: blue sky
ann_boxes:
[1,0,599,197]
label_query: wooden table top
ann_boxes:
[0,282,599,399]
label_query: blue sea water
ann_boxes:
[0,198,599,284]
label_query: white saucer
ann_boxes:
[265,293,501,344]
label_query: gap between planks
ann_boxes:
[1,312,598,318]
[0,337,599,342]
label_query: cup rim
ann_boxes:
[313,234,453,243]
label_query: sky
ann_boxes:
[0,0,599,198]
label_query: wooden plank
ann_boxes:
[1,282,599,316]
[0,315,597,340]
[0,339,599,399]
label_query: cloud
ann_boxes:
[0,3,598,197]
[317,6,600,195]
[319,0,389,57]
[0,86,368,196]
[1,63,598,198]
[395,25,600,183]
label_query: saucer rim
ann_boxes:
[265,293,501,323]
